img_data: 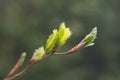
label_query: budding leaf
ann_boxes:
[57,23,71,46]
[83,27,97,47]
[20,52,27,64]
[45,22,71,53]
[33,46,45,60]
[45,29,58,53]
[8,52,27,77]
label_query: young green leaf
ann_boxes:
[33,46,45,60]
[57,22,71,46]
[83,27,97,47]
[45,22,71,53]
[45,29,58,53]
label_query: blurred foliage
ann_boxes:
[0,0,120,80]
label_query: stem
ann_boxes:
[54,40,85,55]
[4,40,85,80]
[10,65,31,80]
[7,53,26,78]
[4,62,34,80]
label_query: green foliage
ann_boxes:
[57,23,71,46]
[45,29,58,53]
[83,27,97,47]
[33,47,45,60]
[45,22,71,53]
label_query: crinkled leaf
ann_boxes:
[45,29,58,53]
[34,46,45,60]
[45,22,71,53]
[57,23,71,46]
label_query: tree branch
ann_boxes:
[3,26,97,80]
[4,40,85,80]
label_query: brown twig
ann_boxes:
[53,40,85,55]
[4,62,34,80]
[4,40,85,80]
[7,59,23,78]
[5,53,26,79]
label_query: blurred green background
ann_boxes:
[0,0,120,80]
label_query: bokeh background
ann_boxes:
[0,0,120,80]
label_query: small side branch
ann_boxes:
[54,40,85,55]
[4,62,34,80]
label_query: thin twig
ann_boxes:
[4,40,85,80]
[7,53,26,78]
[3,46,58,80]
[4,62,34,80]
[53,40,85,55]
